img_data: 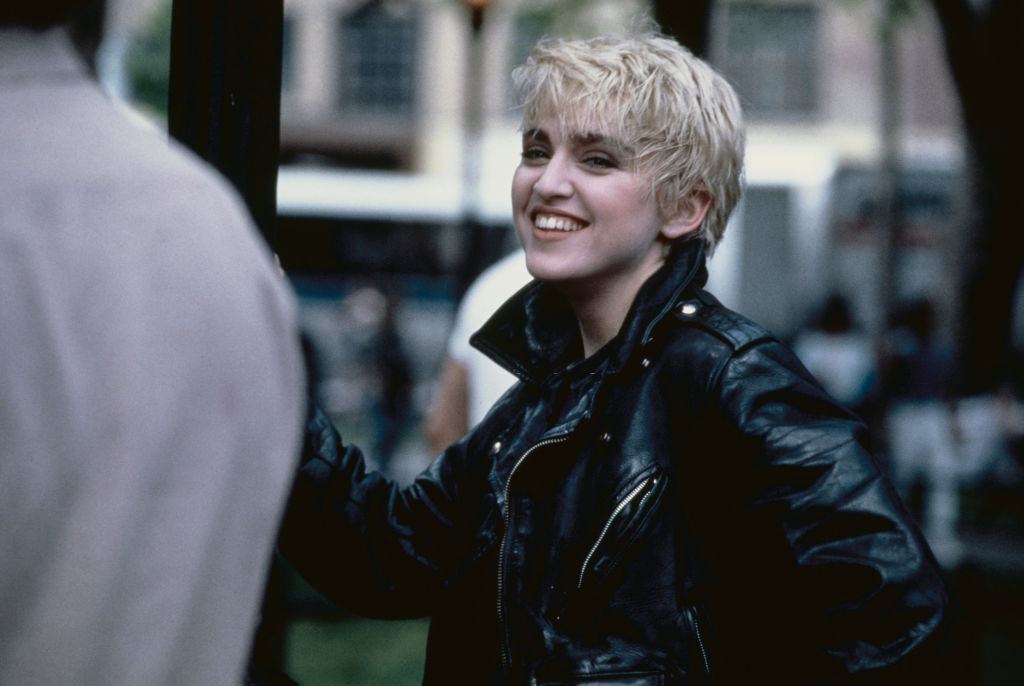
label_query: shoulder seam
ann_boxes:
[671,298,775,352]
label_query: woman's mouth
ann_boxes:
[533,212,586,232]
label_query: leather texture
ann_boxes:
[279,239,948,685]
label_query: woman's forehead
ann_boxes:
[523,106,633,144]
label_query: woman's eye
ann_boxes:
[582,155,617,169]
[521,147,548,161]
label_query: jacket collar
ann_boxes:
[471,238,708,386]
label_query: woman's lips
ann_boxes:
[531,212,586,232]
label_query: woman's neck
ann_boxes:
[573,298,629,358]
[566,258,665,358]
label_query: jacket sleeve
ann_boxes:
[704,338,948,682]
[276,402,482,619]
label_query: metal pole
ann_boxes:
[167,0,283,248]
[458,2,488,295]
[167,1,289,679]
[877,0,901,337]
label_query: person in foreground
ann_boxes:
[280,32,947,684]
[0,5,305,684]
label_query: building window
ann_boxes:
[713,2,818,119]
[337,0,419,115]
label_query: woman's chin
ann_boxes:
[523,256,573,285]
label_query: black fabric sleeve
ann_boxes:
[276,402,481,619]
[705,339,948,682]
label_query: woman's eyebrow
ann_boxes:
[570,131,631,155]
[522,128,550,144]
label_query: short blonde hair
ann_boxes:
[511,33,745,253]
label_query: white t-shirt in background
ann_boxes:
[448,249,532,426]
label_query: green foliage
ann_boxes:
[882,0,920,28]
[512,0,595,35]
[439,0,644,37]
[285,617,429,686]
[124,0,173,118]
[834,0,921,27]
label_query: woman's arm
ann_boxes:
[277,401,481,619]
[705,338,948,682]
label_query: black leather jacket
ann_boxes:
[279,240,947,685]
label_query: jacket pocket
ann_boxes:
[576,467,667,591]
[539,670,665,686]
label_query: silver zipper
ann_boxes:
[576,476,657,589]
[690,606,710,675]
[497,434,570,670]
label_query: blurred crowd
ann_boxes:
[794,293,1024,567]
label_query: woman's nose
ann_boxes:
[533,153,573,199]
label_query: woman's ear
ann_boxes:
[660,190,712,240]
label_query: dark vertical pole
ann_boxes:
[653,0,714,57]
[933,0,1023,394]
[167,0,283,248]
[458,4,489,296]
[877,0,902,339]
[67,0,107,74]
[167,2,289,680]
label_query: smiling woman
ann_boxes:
[278,31,949,686]
[507,35,743,355]
[512,117,706,356]
[511,34,744,253]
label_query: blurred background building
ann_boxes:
[273,0,965,340]
[86,0,1022,682]
[104,0,968,332]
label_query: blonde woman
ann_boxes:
[281,32,947,685]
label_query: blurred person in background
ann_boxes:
[881,298,963,564]
[0,3,305,684]
[372,288,414,474]
[424,248,531,455]
[793,292,878,419]
[278,31,947,684]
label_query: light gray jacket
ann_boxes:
[0,27,304,686]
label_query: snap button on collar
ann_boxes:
[679,302,698,316]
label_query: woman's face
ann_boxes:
[511,116,692,300]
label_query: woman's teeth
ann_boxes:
[535,214,584,231]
